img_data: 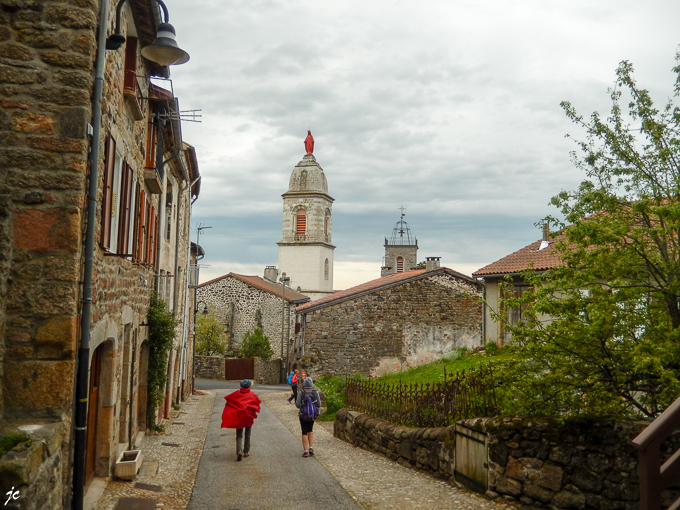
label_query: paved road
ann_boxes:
[188,381,361,510]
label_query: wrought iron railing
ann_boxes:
[344,365,498,428]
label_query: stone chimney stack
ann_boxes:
[425,257,441,271]
[264,266,279,283]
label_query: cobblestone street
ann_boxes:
[91,384,515,510]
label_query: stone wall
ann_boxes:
[197,276,295,358]
[253,358,280,385]
[0,421,69,510]
[296,269,482,377]
[195,355,223,380]
[335,409,680,510]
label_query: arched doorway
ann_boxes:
[85,344,103,488]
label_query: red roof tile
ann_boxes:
[297,267,478,312]
[473,238,563,277]
[199,273,310,303]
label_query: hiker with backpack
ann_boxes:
[221,379,262,461]
[287,368,299,403]
[295,376,320,457]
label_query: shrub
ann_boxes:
[240,328,274,360]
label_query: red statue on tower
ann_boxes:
[304,130,314,155]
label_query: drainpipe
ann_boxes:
[72,0,108,507]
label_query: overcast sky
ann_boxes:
[166,0,680,290]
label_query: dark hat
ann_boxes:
[240,379,252,388]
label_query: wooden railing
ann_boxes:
[632,396,680,510]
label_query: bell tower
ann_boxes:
[277,132,335,299]
[381,207,418,277]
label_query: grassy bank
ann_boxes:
[315,345,515,421]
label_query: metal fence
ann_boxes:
[344,365,498,428]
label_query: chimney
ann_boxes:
[542,219,549,242]
[264,266,278,283]
[425,257,440,271]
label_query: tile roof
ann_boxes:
[473,238,563,277]
[199,273,310,303]
[297,267,479,312]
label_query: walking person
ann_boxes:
[287,369,299,403]
[295,376,320,457]
[221,379,261,461]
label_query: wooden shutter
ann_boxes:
[146,205,155,264]
[117,162,133,254]
[100,136,116,249]
[145,111,157,169]
[397,257,404,272]
[138,191,147,262]
[124,37,138,93]
[131,182,141,261]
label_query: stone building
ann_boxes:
[0,0,199,507]
[473,223,560,346]
[381,210,418,277]
[196,272,310,364]
[277,132,335,300]
[294,263,483,377]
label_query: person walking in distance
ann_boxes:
[295,376,320,457]
[221,380,261,461]
[287,369,299,403]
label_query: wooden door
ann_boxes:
[454,423,488,493]
[85,345,102,488]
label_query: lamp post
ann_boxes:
[279,272,290,382]
[191,225,210,393]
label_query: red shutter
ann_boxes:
[124,37,138,94]
[145,110,157,170]
[100,136,116,249]
[146,205,155,264]
[397,257,404,272]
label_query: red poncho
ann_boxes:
[221,388,262,429]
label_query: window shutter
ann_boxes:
[100,135,116,249]
[131,182,141,261]
[117,162,133,254]
[138,191,147,262]
[396,257,404,272]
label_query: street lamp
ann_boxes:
[279,272,290,382]
[106,0,190,66]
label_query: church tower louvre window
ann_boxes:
[296,209,307,235]
[381,207,418,277]
[277,131,335,300]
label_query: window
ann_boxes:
[145,106,157,170]
[396,257,404,272]
[324,259,329,280]
[101,136,133,255]
[296,209,306,235]
[324,210,330,236]
[165,184,173,241]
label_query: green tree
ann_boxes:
[240,328,274,360]
[498,56,680,419]
[147,294,178,427]
[196,310,228,356]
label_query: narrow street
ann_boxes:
[93,380,513,510]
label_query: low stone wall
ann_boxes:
[254,358,280,385]
[0,421,69,510]
[195,355,223,380]
[334,409,455,479]
[335,410,680,510]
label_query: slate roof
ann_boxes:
[297,267,479,312]
[198,273,310,304]
[473,238,563,277]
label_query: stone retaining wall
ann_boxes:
[254,358,280,385]
[195,355,223,380]
[335,409,680,509]
[0,422,68,510]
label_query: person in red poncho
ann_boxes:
[221,379,261,461]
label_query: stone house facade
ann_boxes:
[0,0,199,507]
[294,266,483,377]
[196,272,309,366]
